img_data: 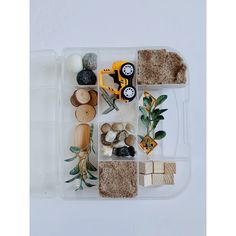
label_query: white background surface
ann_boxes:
[30,0,206,236]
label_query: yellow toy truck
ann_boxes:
[99,61,136,102]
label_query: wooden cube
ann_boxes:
[153,161,164,174]
[152,174,165,185]
[163,174,174,185]
[139,161,153,174]
[139,174,152,187]
[164,162,176,174]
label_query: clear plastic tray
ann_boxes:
[30,47,190,199]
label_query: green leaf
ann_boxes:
[83,180,96,187]
[154,115,164,121]
[64,156,77,162]
[69,165,80,175]
[138,135,145,140]
[154,131,166,140]
[88,170,98,180]
[90,124,94,138]
[139,106,148,118]
[75,179,83,191]
[91,143,96,154]
[86,160,97,171]
[75,186,83,191]
[65,175,80,183]
[70,146,81,153]
[151,109,168,120]
[141,115,149,127]
[143,96,152,109]
[151,120,160,130]
[158,108,168,114]
[154,95,168,107]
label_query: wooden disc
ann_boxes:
[75,104,96,122]
[75,89,91,104]
[74,124,90,150]
[70,90,81,107]
[87,90,98,106]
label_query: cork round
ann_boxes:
[87,90,98,106]
[75,89,91,104]
[75,104,96,122]
[70,90,81,107]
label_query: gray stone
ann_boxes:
[83,53,97,70]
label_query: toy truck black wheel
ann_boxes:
[121,85,136,102]
[120,63,135,79]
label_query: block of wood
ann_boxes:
[99,161,137,198]
[152,174,165,185]
[139,161,153,174]
[164,162,176,174]
[74,124,90,150]
[153,161,164,174]
[139,174,152,187]
[137,49,187,85]
[163,174,174,185]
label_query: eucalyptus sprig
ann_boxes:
[64,124,97,191]
[139,94,168,141]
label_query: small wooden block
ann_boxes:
[139,161,153,174]
[139,174,152,187]
[164,162,176,174]
[152,174,165,185]
[163,174,174,185]
[153,161,164,173]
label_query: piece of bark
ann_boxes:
[87,90,98,106]
[70,90,81,107]
[75,104,96,122]
[137,49,187,85]
[99,161,137,198]
[75,89,91,104]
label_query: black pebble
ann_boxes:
[113,146,135,157]
[76,69,97,85]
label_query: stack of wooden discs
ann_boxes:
[70,88,97,122]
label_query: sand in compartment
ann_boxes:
[137,49,187,85]
[99,161,137,198]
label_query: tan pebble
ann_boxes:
[101,123,111,134]
[75,104,96,122]
[125,123,134,133]
[87,90,98,106]
[125,135,136,146]
[75,89,91,104]
[112,123,124,131]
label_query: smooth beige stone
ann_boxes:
[163,174,174,185]
[152,174,165,185]
[164,162,176,174]
[153,161,164,174]
[139,174,152,187]
[139,161,153,174]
